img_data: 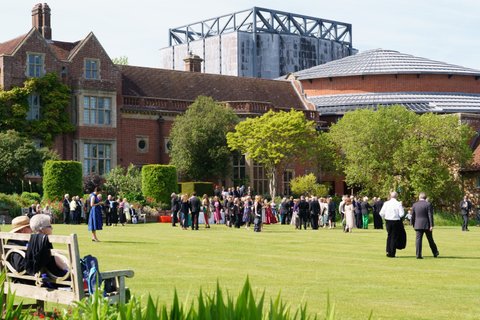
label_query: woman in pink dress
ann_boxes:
[213,196,222,224]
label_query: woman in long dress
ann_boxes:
[344,197,355,233]
[118,198,130,226]
[213,196,222,224]
[201,194,211,228]
[253,195,263,232]
[88,189,103,242]
[243,196,253,228]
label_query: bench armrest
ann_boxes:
[101,270,134,279]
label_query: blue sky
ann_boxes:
[2,0,479,70]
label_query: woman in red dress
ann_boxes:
[264,199,277,224]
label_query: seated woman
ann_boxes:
[7,216,32,274]
[25,214,69,279]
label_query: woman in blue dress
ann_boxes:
[88,188,103,242]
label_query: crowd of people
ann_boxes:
[19,184,480,261]
[59,193,140,228]
[169,186,390,233]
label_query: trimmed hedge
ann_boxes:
[181,182,214,197]
[43,160,83,201]
[142,165,178,205]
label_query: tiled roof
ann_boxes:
[309,92,480,114]
[0,31,81,61]
[0,33,27,55]
[119,65,306,110]
[294,49,480,80]
[49,40,80,60]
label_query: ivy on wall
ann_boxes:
[0,73,74,146]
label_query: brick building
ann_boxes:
[286,49,480,196]
[0,4,317,196]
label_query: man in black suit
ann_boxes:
[327,197,336,229]
[353,197,362,229]
[170,193,180,227]
[372,197,384,229]
[411,192,439,259]
[298,196,309,230]
[309,196,320,230]
[62,194,70,224]
[459,195,472,231]
[189,192,201,230]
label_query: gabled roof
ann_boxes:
[309,92,480,115]
[293,49,480,80]
[0,33,28,55]
[119,65,306,110]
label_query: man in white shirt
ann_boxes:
[379,191,405,258]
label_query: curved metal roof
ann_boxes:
[309,92,480,115]
[294,49,480,80]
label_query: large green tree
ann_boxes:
[0,73,74,146]
[227,109,318,199]
[0,130,58,193]
[169,96,239,181]
[327,106,473,205]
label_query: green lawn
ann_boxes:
[35,223,480,319]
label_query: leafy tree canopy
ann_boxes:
[290,173,330,197]
[0,130,58,193]
[112,56,129,65]
[0,73,74,146]
[327,105,473,205]
[227,109,318,199]
[169,96,239,181]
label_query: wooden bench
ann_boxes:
[0,232,134,309]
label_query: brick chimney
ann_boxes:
[183,52,203,72]
[32,3,52,40]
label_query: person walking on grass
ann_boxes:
[460,195,472,232]
[380,191,404,258]
[411,192,439,259]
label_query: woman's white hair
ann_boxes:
[30,214,51,233]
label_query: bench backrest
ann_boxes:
[0,232,85,304]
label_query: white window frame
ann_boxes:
[26,52,45,78]
[82,142,113,176]
[85,59,100,79]
[27,93,41,120]
[83,96,112,126]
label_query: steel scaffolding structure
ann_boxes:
[168,7,352,48]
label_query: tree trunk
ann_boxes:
[267,167,276,200]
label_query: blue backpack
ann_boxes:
[80,255,102,295]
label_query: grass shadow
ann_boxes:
[100,240,155,244]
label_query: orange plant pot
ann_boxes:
[159,215,172,223]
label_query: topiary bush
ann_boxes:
[180,182,214,197]
[142,165,178,205]
[20,192,41,204]
[43,160,83,201]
